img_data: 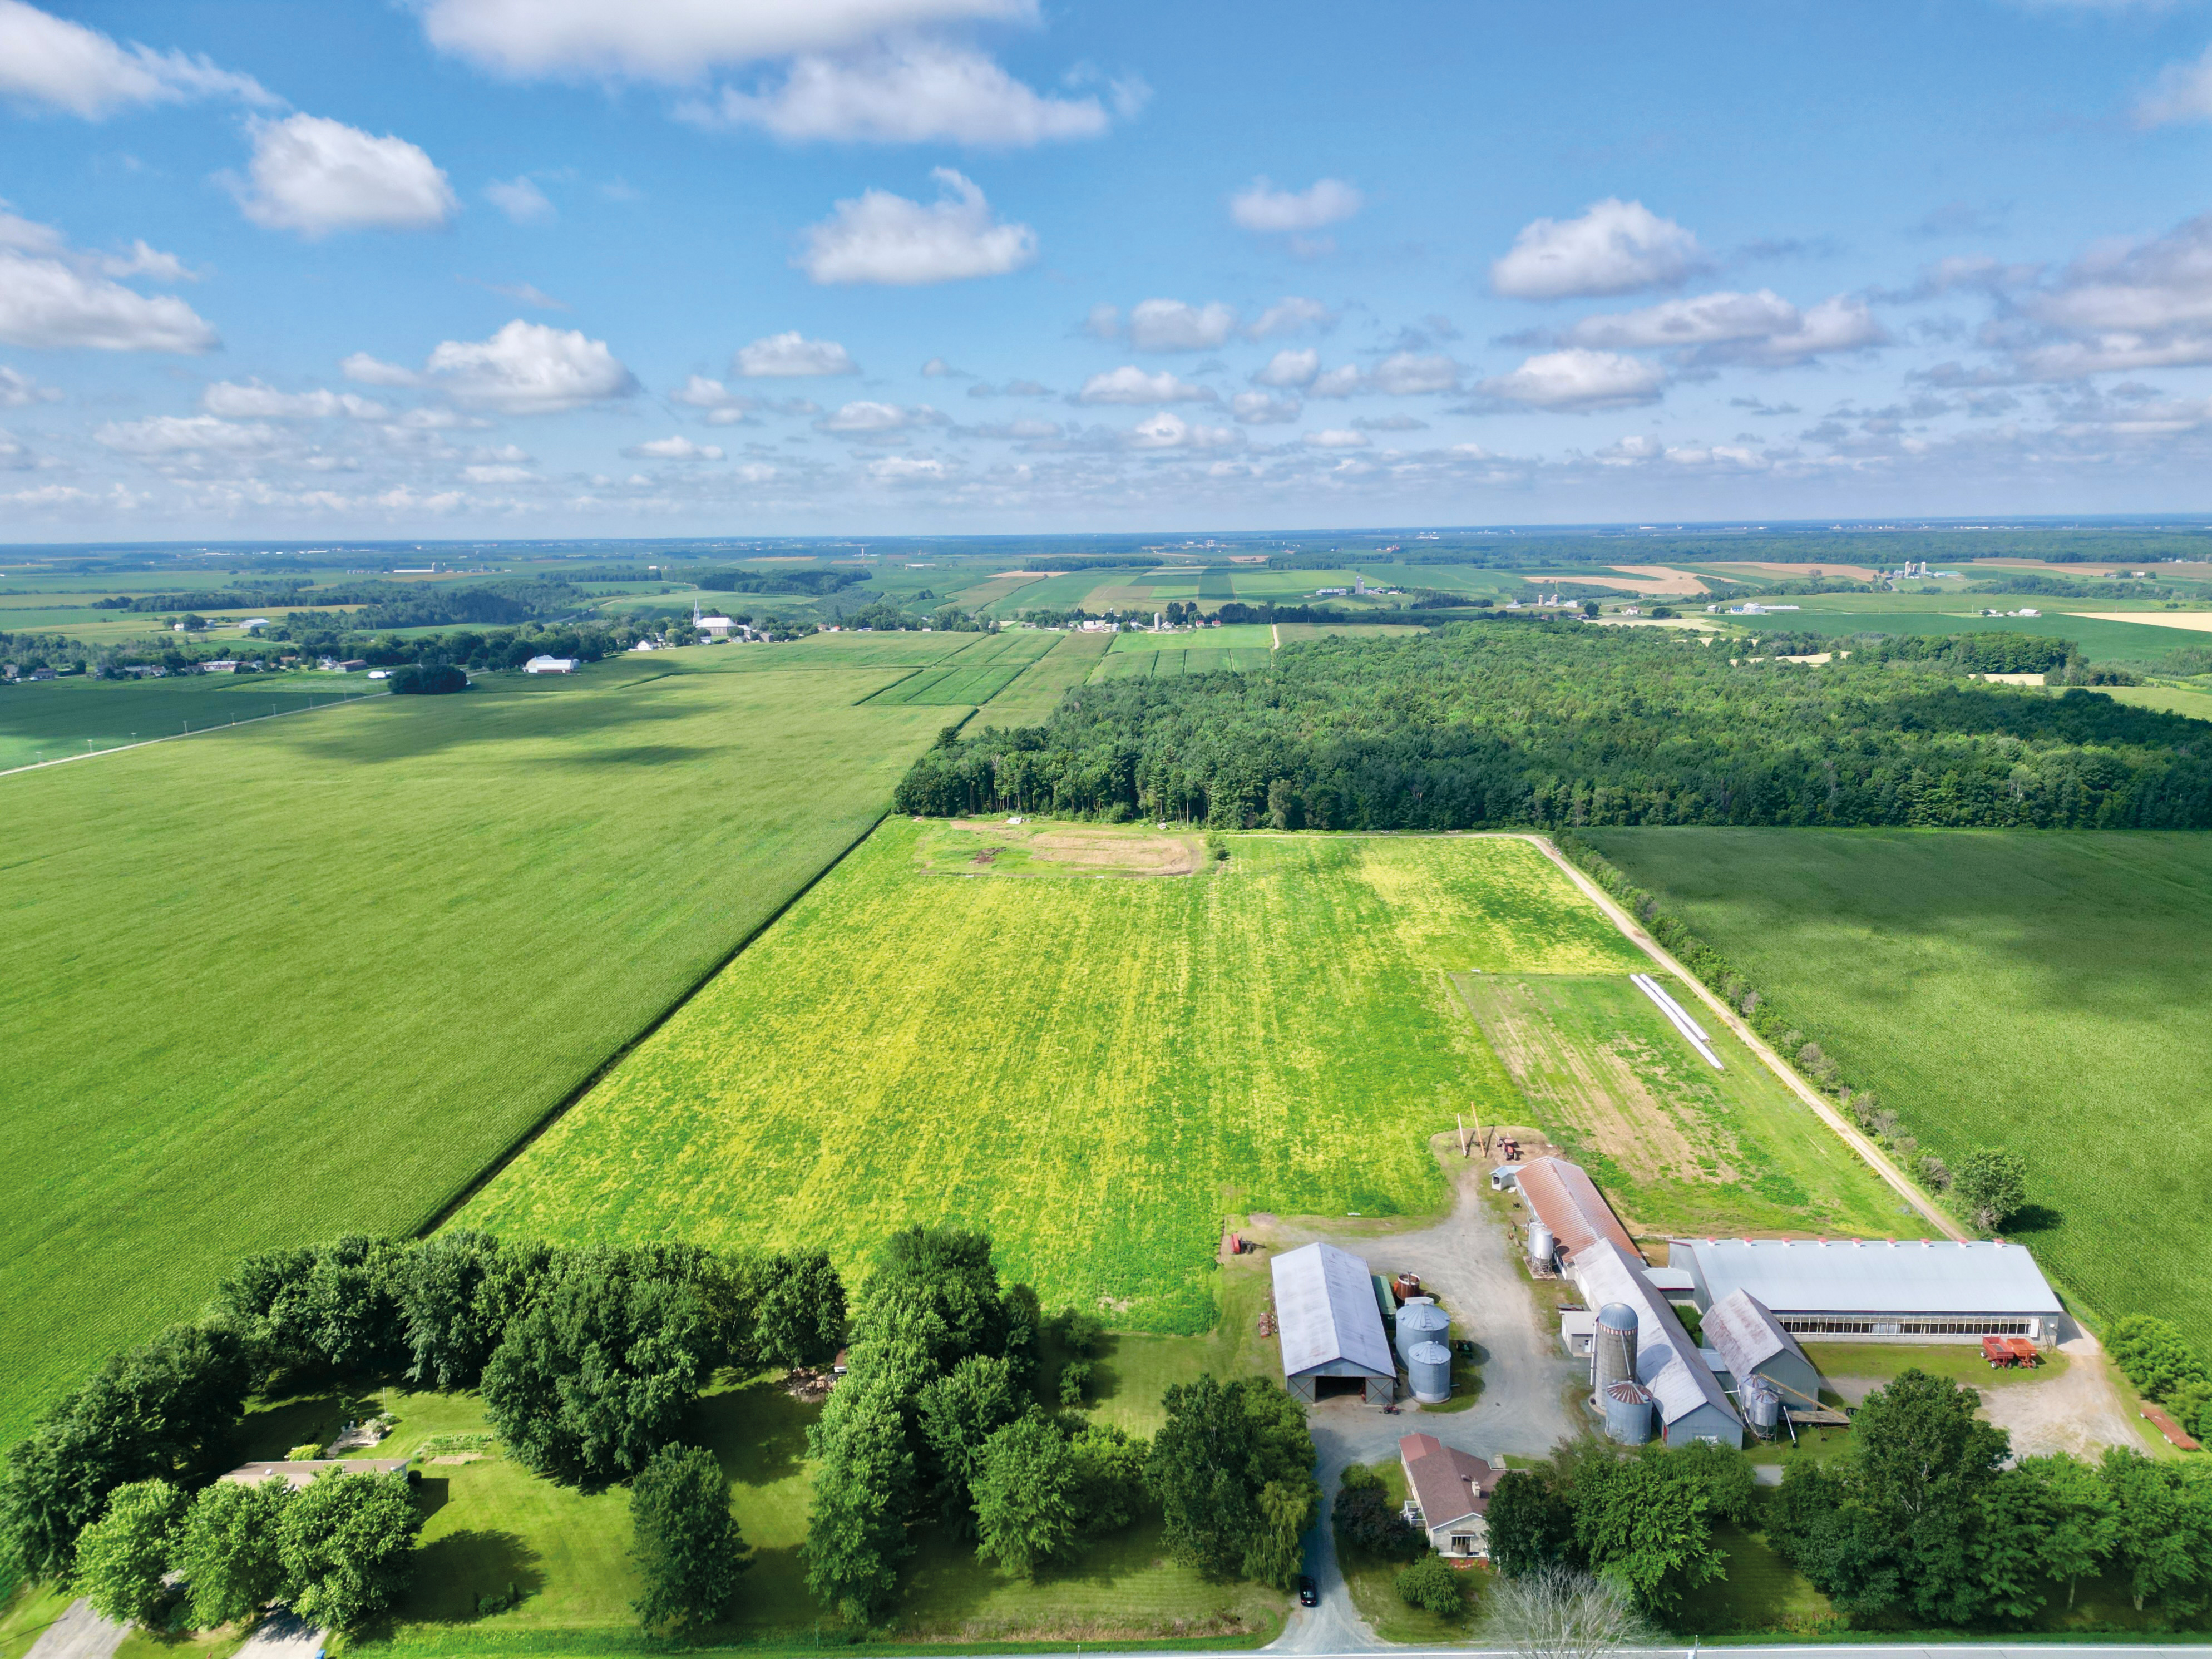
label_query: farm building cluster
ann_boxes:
[1494,1154,2066,1448]
[1269,1241,1461,1406]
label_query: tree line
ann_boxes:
[1483,1370,2212,1627]
[893,621,2212,831]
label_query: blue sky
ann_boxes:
[7,0,2212,537]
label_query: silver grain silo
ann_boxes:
[1742,1376,1781,1436]
[1593,1302,1639,1393]
[1407,1341,1453,1404]
[1603,1380,1655,1445]
[1397,1300,1450,1366]
[1527,1221,1556,1271]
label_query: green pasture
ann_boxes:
[1105,623,1275,654]
[984,571,1126,613]
[1583,828,2212,1348]
[0,655,950,1444]
[975,631,1113,725]
[1276,622,1430,645]
[1734,605,2206,664]
[460,826,1645,1332]
[2084,682,2212,722]
[1458,973,1903,1239]
[1092,646,1273,679]
[0,672,378,770]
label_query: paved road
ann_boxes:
[22,1600,126,1659]
[1257,1149,1583,1653]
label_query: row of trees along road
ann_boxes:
[1485,1369,2212,1626]
[0,1231,843,1632]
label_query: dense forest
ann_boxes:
[894,620,2212,830]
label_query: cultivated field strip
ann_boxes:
[863,631,1063,706]
[1588,826,2212,1345]
[0,656,950,1441]
[974,631,1114,725]
[458,827,1646,1331]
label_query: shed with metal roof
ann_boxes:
[1702,1288,1823,1410]
[1271,1241,1396,1405]
[1509,1156,1640,1271]
[1669,1237,2065,1346]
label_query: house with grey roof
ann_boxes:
[1669,1237,2065,1347]
[1271,1241,1396,1405]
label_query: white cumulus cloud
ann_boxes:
[1491,198,1706,300]
[416,0,1034,80]
[1251,348,1319,389]
[798,168,1034,284]
[0,247,217,352]
[1368,351,1462,394]
[868,453,951,482]
[1475,348,1667,409]
[2136,42,2212,127]
[0,366,62,406]
[624,435,724,460]
[0,0,273,118]
[694,41,1112,145]
[426,319,639,413]
[1567,289,1886,366]
[817,398,924,431]
[1127,299,1238,352]
[97,414,277,454]
[341,352,422,387]
[1303,428,1369,448]
[734,332,857,376]
[233,115,459,237]
[202,379,387,419]
[1228,177,1363,233]
[1231,391,1300,424]
[1077,366,1216,405]
[1248,297,1335,339]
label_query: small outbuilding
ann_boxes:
[1271,1241,1396,1405]
[1399,1433,1500,1557]
[524,655,578,674]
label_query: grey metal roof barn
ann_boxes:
[1272,1241,1396,1405]
[1670,1237,2065,1345]
[1571,1241,1742,1447]
[1702,1288,1823,1410]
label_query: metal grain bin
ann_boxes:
[1397,1300,1450,1365]
[1593,1302,1639,1394]
[1408,1341,1453,1404]
[1527,1221,1556,1270]
[1744,1376,1781,1434]
[1604,1380,1655,1445]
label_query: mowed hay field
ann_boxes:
[0,673,376,771]
[0,656,950,1442]
[460,826,1646,1331]
[1584,828,2212,1345]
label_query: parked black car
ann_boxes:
[1297,1575,1319,1607]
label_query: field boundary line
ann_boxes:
[0,689,385,779]
[1519,832,1967,1242]
[414,804,904,1240]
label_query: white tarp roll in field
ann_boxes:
[1632,972,1724,1070]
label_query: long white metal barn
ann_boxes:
[1669,1237,2066,1346]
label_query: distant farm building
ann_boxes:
[1399,1432,1499,1557]
[1271,1241,1396,1405]
[524,656,578,674]
[698,616,737,638]
[1668,1237,2065,1346]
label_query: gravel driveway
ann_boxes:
[1256,1146,1582,1652]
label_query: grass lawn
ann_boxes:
[1677,1522,1835,1636]
[1581,828,2212,1350]
[1334,1461,1483,1643]
[1456,973,1905,1239]
[1797,1340,2070,1390]
[0,672,377,770]
[458,826,1645,1334]
[0,655,950,1444]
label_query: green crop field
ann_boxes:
[0,673,378,771]
[1105,623,1275,654]
[976,631,1112,725]
[0,655,950,1443]
[1582,828,2212,1346]
[863,631,1063,705]
[1765,601,2209,664]
[1093,645,1275,678]
[1458,974,1903,1239]
[459,826,1647,1332]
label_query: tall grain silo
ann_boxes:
[1397,1300,1450,1366]
[1407,1341,1453,1404]
[1593,1302,1639,1394]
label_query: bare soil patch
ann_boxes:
[1030,828,1201,875]
[1709,560,1883,581]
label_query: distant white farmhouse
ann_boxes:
[524,655,577,674]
